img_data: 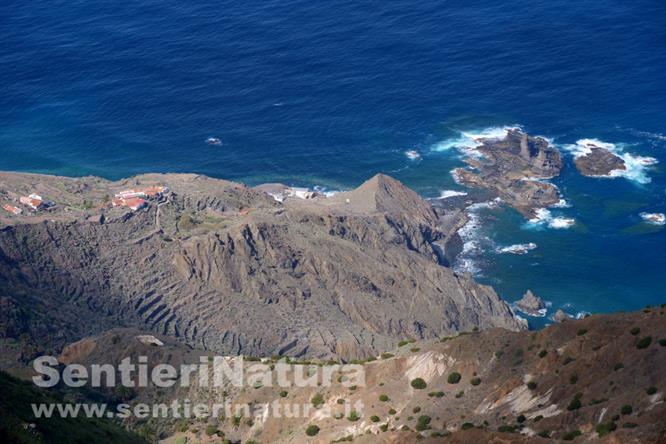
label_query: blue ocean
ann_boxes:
[2,0,665,322]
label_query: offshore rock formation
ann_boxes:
[0,172,525,362]
[575,145,627,177]
[453,129,563,218]
[515,289,546,317]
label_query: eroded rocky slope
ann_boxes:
[0,172,524,363]
[51,308,666,443]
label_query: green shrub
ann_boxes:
[370,415,380,422]
[415,415,431,431]
[205,425,218,436]
[589,398,608,405]
[428,391,444,397]
[637,336,652,349]
[622,422,638,429]
[379,394,389,402]
[470,377,481,386]
[562,430,582,440]
[630,327,640,335]
[498,425,518,433]
[381,353,394,359]
[461,422,474,430]
[614,362,624,371]
[621,404,633,415]
[647,386,657,395]
[305,425,320,436]
[567,393,583,411]
[534,415,544,422]
[175,420,189,433]
[563,356,575,365]
[447,372,461,384]
[527,381,537,390]
[569,374,578,384]
[410,347,421,352]
[348,411,360,421]
[537,430,550,438]
[388,408,396,415]
[517,414,526,423]
[454,390,464,398]
[336,398,345,405]
[411,377,427,389]
[380,423,389,432]
[596,422,617,437]
[398,340,411,347]
[311,393,325,408]
[538,349,548,358]
[577,329,588,336]
[279,390,288,397]
[412,406,421,413]
[659,338,666,346]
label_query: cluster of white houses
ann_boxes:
[112,186,168,211]
[2,193,49,215]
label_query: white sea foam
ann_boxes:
[313,185,340,197]
[563,138,658,184]
[512,303,548,318]
[497,243,537,255]
[526,208,575,230]
[405,150,421,160]
[432,190,468,199]
[551,198,571,208]
[453,199,502,275]
[639,212,665,225]
[432,126,519,158]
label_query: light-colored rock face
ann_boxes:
[0,172,524,362]
[515,290,546,316]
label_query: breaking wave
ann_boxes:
[431,126,519,158]
[525,208,575,230]
[496,243,537,255]
[453,199,502,276]
[431,190,468,199]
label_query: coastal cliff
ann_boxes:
[0,172,525,363]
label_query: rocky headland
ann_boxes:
[0,171,525,364]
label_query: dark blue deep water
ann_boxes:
[2,0,665,322]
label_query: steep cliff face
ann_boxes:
[0,172,524,362]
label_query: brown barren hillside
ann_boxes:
[0,172,523,364]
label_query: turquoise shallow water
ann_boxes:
[1,0,665,323]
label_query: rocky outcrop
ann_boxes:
[453,129,563,217]
[0,172,525,362]
[575,146,626,176]
[515,289,546,316]
[553,309,572,323]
